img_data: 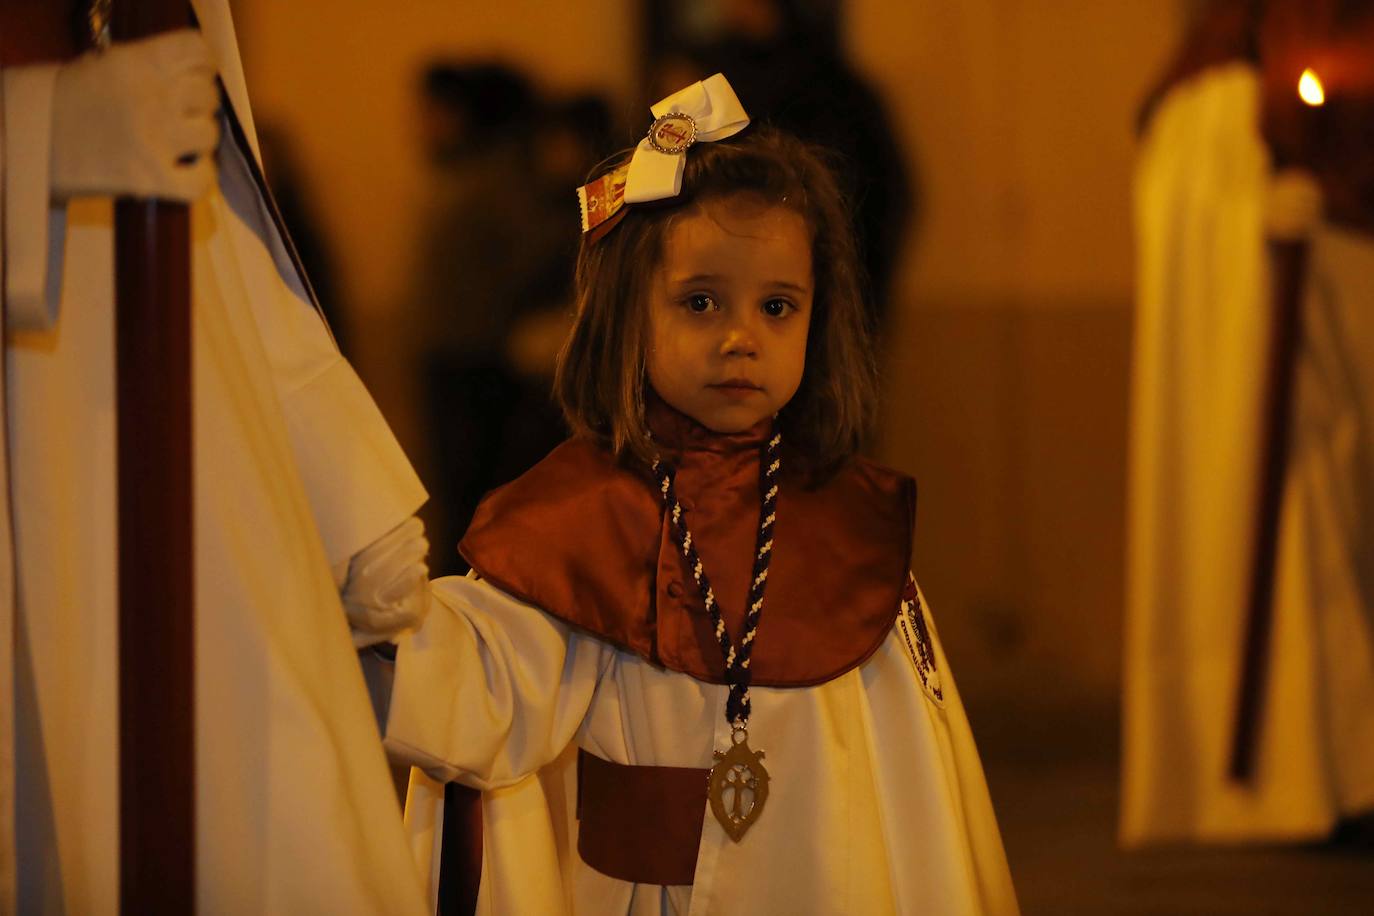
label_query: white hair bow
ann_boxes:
[625,73,750,203]
[577,73,749,235]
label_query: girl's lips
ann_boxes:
[709,381,763,399]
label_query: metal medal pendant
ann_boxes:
[708,726,770,842]
[648,112,697,153]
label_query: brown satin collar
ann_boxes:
[459,403,915,687]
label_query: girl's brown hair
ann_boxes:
[554,125,878,478]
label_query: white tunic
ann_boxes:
[387,575,1019,915]
[1122,63,1374,845]
[0,3,429,911]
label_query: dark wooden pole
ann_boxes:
[438,784,483,916]
[1228,237,1308,782]
[111,2,196,911]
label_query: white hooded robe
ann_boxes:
[1122,62,1374,845]
[0,3,430,911]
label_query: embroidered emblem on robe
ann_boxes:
[897,574,944,706]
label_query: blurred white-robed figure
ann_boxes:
[0,1,430,911]
[1124,43,1374,845]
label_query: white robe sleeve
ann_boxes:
[384,575,608,790]
[2,64,65,332]
[207,111,427,565]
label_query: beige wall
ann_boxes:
[844,2,1179,707]
[850,1,1177,308]
[231,1,1183,710]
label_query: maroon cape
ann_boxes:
[460,403,915,687]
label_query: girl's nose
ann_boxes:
[720,320,759,358]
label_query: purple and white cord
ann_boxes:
[652,424,781,727]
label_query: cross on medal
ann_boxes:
[708,725,770,841]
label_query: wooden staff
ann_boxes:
[1228,0,1334,781]
[110,1,196,911]
[1228,237,1308,782]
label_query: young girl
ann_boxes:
[384,75,1018,915]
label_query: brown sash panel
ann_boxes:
[577,750,708,886]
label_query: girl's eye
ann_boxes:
[686,294,716,313]
[762,298,794,318]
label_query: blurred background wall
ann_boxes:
[853,1,1177,719]
[229,0,1180,715]
[230,0,636,450]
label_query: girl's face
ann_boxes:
[646,194,813,433]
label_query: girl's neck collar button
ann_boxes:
[645,394,772,453]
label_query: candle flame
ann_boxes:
[1298,68,1325,106]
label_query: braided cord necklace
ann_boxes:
[651,423,780,842]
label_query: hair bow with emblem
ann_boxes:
[578,73,750,238]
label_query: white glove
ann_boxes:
[341,517,432,649]
[51,29,220,201]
